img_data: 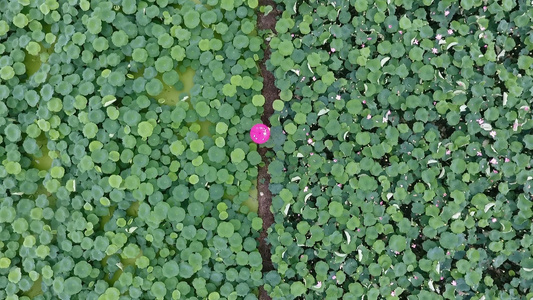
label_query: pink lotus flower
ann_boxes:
[490,131,497,138]
[505,158,510,162]
[490,158,498,165]
[436,34,442,40]
[308,138,313,144]
[448,29,454,34]
[412,39,419,45]
[336,95,341,100]
[492,218,497,222]
[432,48,438,54]
[367,114,372,119]
[304,186,309,192]
[452,280,457,286]
[361,44,365,48]
[388,25,392,28]
[399,30,403,34]
[477,151,482,156]
[331,48,336,52]
[445,10,450,16]
[476,118,484,124]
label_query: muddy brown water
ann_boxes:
[257,0,280,299]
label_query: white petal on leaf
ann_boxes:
[380,57,390,67]
[503,92,508,106]
[447,42,458,50]
[103,98,117,107]
[291,176,301,182]
[318,108,330,116]
[334,251,347,258]
[428,279,435,291]
[304,193,313,202]
[480,123,492,131]
[344,231,351,244]
[497,50,506,60]
[484,202,496,213]
[438,168,445,179]
[283,203,291,216]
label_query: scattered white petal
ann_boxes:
[484,202,496,213]
[380,57,390,67]
[318,108,330,116]
[480,123,492,131]
[291,176,301,182]
[447,42,458,49]
[503,92,508,106]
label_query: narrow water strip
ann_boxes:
[256,1,279,299]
